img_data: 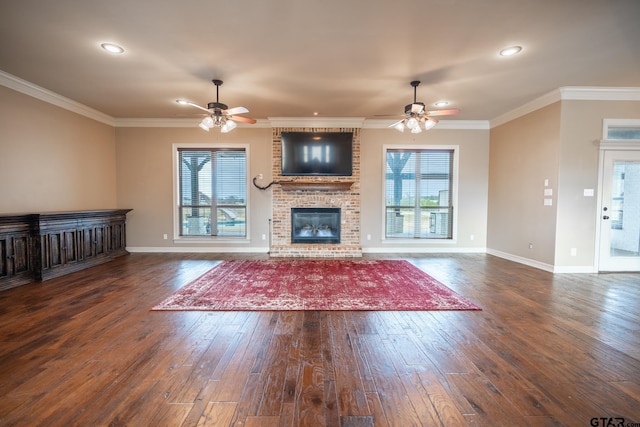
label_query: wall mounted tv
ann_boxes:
[281,132,353,176]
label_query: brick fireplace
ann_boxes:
[269,127,362,257]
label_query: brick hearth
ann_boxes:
[269,127,362,257]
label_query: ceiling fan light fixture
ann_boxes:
[405,117,419,129]
[198,121,210,131]
[202,116,214,128]
[423,118,437,130]
[220,119,237,133]
[410,125,423,134]
[393,122,405,132]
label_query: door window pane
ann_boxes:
[610,161,640,257]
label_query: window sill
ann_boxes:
[174,237,251,244]
[381,238,457,245]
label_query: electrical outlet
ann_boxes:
[163,234,168,240]
[261,234,266,240]
[529,243,533,249]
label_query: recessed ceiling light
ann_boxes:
[434,101,449,107]
[499,46,522,57]
[101,43,125,54]
[176,99,189,105]
[313,112,319,116]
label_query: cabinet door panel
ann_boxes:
[95,228,104,255]
[63,231,78,263]
[82,228,93,260]
[48,233,63,267]
[0,238,7,278]
[12,235,30,274]
[104,226,113,253]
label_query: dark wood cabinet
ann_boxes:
[0,214,36,291]
[0,209,131,290]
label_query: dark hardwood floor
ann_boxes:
[0,253,639,426]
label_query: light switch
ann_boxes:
[584,189,594,197]
[544,198,553,206]
[544,188,553,196]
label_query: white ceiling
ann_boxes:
[1,0,639,123]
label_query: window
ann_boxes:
[385,148,454,239]
[177,147,247,238]
[607,127,640,140]
[603,119,640,140]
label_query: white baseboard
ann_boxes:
[362,247,486,254]
[552,265,598,273]
[127,246,270,253]
[486,249,555,272]
[126,246,598,272]
[486,249,597,273]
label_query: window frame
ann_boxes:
[172,143,251,242]
[381,144,459,243]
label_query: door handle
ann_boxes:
[603,216,610,220]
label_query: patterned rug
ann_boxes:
[152,259,481,311]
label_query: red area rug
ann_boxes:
[152,259,481,311]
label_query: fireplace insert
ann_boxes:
[291,208,340,244]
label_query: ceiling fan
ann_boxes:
[177,79,256,132]
[389,80,459,133]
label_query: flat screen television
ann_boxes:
[281,132,353,176]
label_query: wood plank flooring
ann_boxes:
[0,253,639,426]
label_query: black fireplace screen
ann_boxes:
[291,208,340,244]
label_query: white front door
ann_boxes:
[598,150,640,271]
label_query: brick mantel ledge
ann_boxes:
[278,181,354,192]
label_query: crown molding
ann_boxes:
[363,119,489,130]
[490,89,561,128]
[4,70,637,132]
[117,117,489,130]
[114,118,272,128]
[560,86,640,101]
[0,69,115,126]
[491,86,640,128]
[268,117,365,128]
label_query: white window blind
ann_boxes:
[178,148,246,237]
[385,149,453,239]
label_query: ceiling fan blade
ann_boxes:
[388,119,404,128]
[424,108,460,117]
[229,115,257,124]
[411,103,424,114]
[225,106,249,115]
[184,102,211,113]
